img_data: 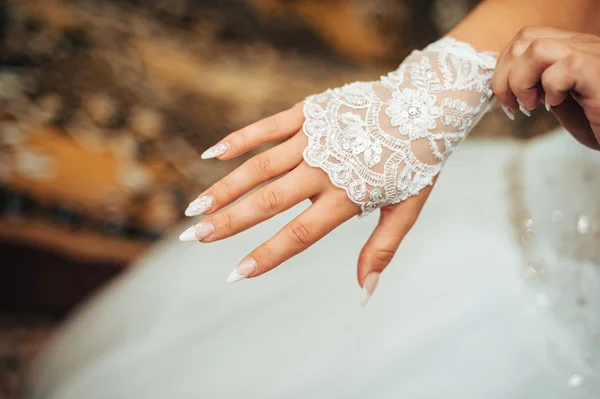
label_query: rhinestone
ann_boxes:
[568,374,582,387]
[523,264,542,280]
[576,215,590,235]
[522,218,534,229]
[521,229,536,246]
[408,106,419,116]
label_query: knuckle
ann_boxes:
[227,132,246,153]
[517,26,538,40]
[215,211,233,232]
[540,70,552,86]
[528,38,548,58]
[214,179,232,200]
[565,53,584,72]
[508,40,527,58]
[253,154,272,178]
[265,115,279,135]
[286,221,312,246]
[491,77,506,99]
[362,246,396,266]
[255,242,273,264]
[373,247,397,265]
[258,187,281,212]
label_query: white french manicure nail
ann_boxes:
[185,195,214,217]
[178,221,214,242]
[201,142,229,160]
[543,95,552,112]
[360,271,380,307]
[227,258,257,283]
[517,100,531,117]
[501,105,515,121]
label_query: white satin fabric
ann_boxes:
[27,129,599,399]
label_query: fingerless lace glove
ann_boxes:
[302,37,497,215]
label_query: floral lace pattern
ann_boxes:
[302,37,497,215]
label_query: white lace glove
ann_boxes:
[303,38,496,215]
[180,38,496,304]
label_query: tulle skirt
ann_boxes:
[27,131,600,399]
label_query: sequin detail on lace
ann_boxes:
[302,37,496,215]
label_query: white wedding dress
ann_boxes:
[26,129,600,399]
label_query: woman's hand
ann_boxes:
[492,26,600,150]
[179,38,496,305]
[180,104,430,305]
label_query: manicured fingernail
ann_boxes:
[360,271,380,307]
[543,95,552,112]
[517,100,531,117]
[227,257,257,283]
[201,142,229,159]
[178,221,214,242]
[185,195,214,217]
[501,105,515,121]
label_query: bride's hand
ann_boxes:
[492,26,600,150]
[179,105,431,302]
[179,38,496,304]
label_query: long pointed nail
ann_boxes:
[178,221,215,242]
[360,272,380,307]
[517,100,531,117]
[501,105,515,121]
[227,258,257,283]
[201,142,229,160]
[185,195,214,217]
[543,95,552,112]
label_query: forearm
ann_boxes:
[449,0,600,52]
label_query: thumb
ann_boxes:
[357,185,432,306]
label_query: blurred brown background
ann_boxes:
[0,0,558,396]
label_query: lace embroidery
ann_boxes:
[302,37,497,215]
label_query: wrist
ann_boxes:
[448,0,600,53]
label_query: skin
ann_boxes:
[186,0,600,293]
[491,26,600,150]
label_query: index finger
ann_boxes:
[202,104,305,161]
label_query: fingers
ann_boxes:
[202,104,305,161]
[493,39,529,113]
[492,26,583,114]
[194,164,323,243]
[508,39,572,110]
[185,133,307,216]
[226,190,359,282]
[541,54,600,150]
[542,52,599,105]
[356,185,432,305]
[540,54,580,108]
